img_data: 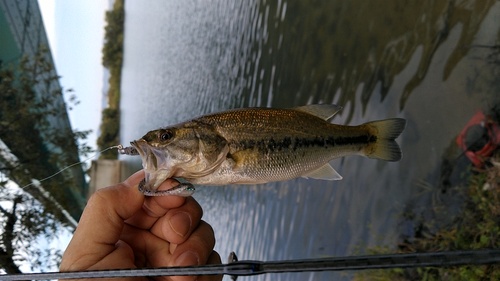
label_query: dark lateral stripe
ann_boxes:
[234,135,377,152]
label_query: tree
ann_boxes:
[102,0,125,69]
[97,108,120,159]
[0,48,87,273]
[98,0,125,160]
[0,189,63,273]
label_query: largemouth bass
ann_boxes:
[130,104,406,195]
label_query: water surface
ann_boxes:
[120,1,500,280]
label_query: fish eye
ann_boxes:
[159,130,174,142]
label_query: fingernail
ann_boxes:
[169,211,192,238]
[176,251,200,266]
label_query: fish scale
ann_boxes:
[130,104,406,195]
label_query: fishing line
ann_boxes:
[20,145,124,190]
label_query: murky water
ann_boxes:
[120,1,500,280]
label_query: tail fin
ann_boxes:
[364,118,406,161]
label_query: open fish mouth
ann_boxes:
[130,139,171,191]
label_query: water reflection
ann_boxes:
[248,0,498,115]
[120,1,500,280]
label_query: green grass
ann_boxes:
[354,156,500,281]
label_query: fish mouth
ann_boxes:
[130,139,171,191]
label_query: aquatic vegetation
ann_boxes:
[354,155,500,281]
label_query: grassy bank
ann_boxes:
[354,154,500,280]
[97,0,124,159]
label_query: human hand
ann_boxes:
[60,170,222,281]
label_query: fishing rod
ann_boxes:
[1,249,499,280]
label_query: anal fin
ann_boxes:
[302,163,343,180]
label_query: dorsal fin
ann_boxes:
[293,104,343,121]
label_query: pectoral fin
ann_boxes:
[302,163,343,180]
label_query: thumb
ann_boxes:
[60,171,146,271]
